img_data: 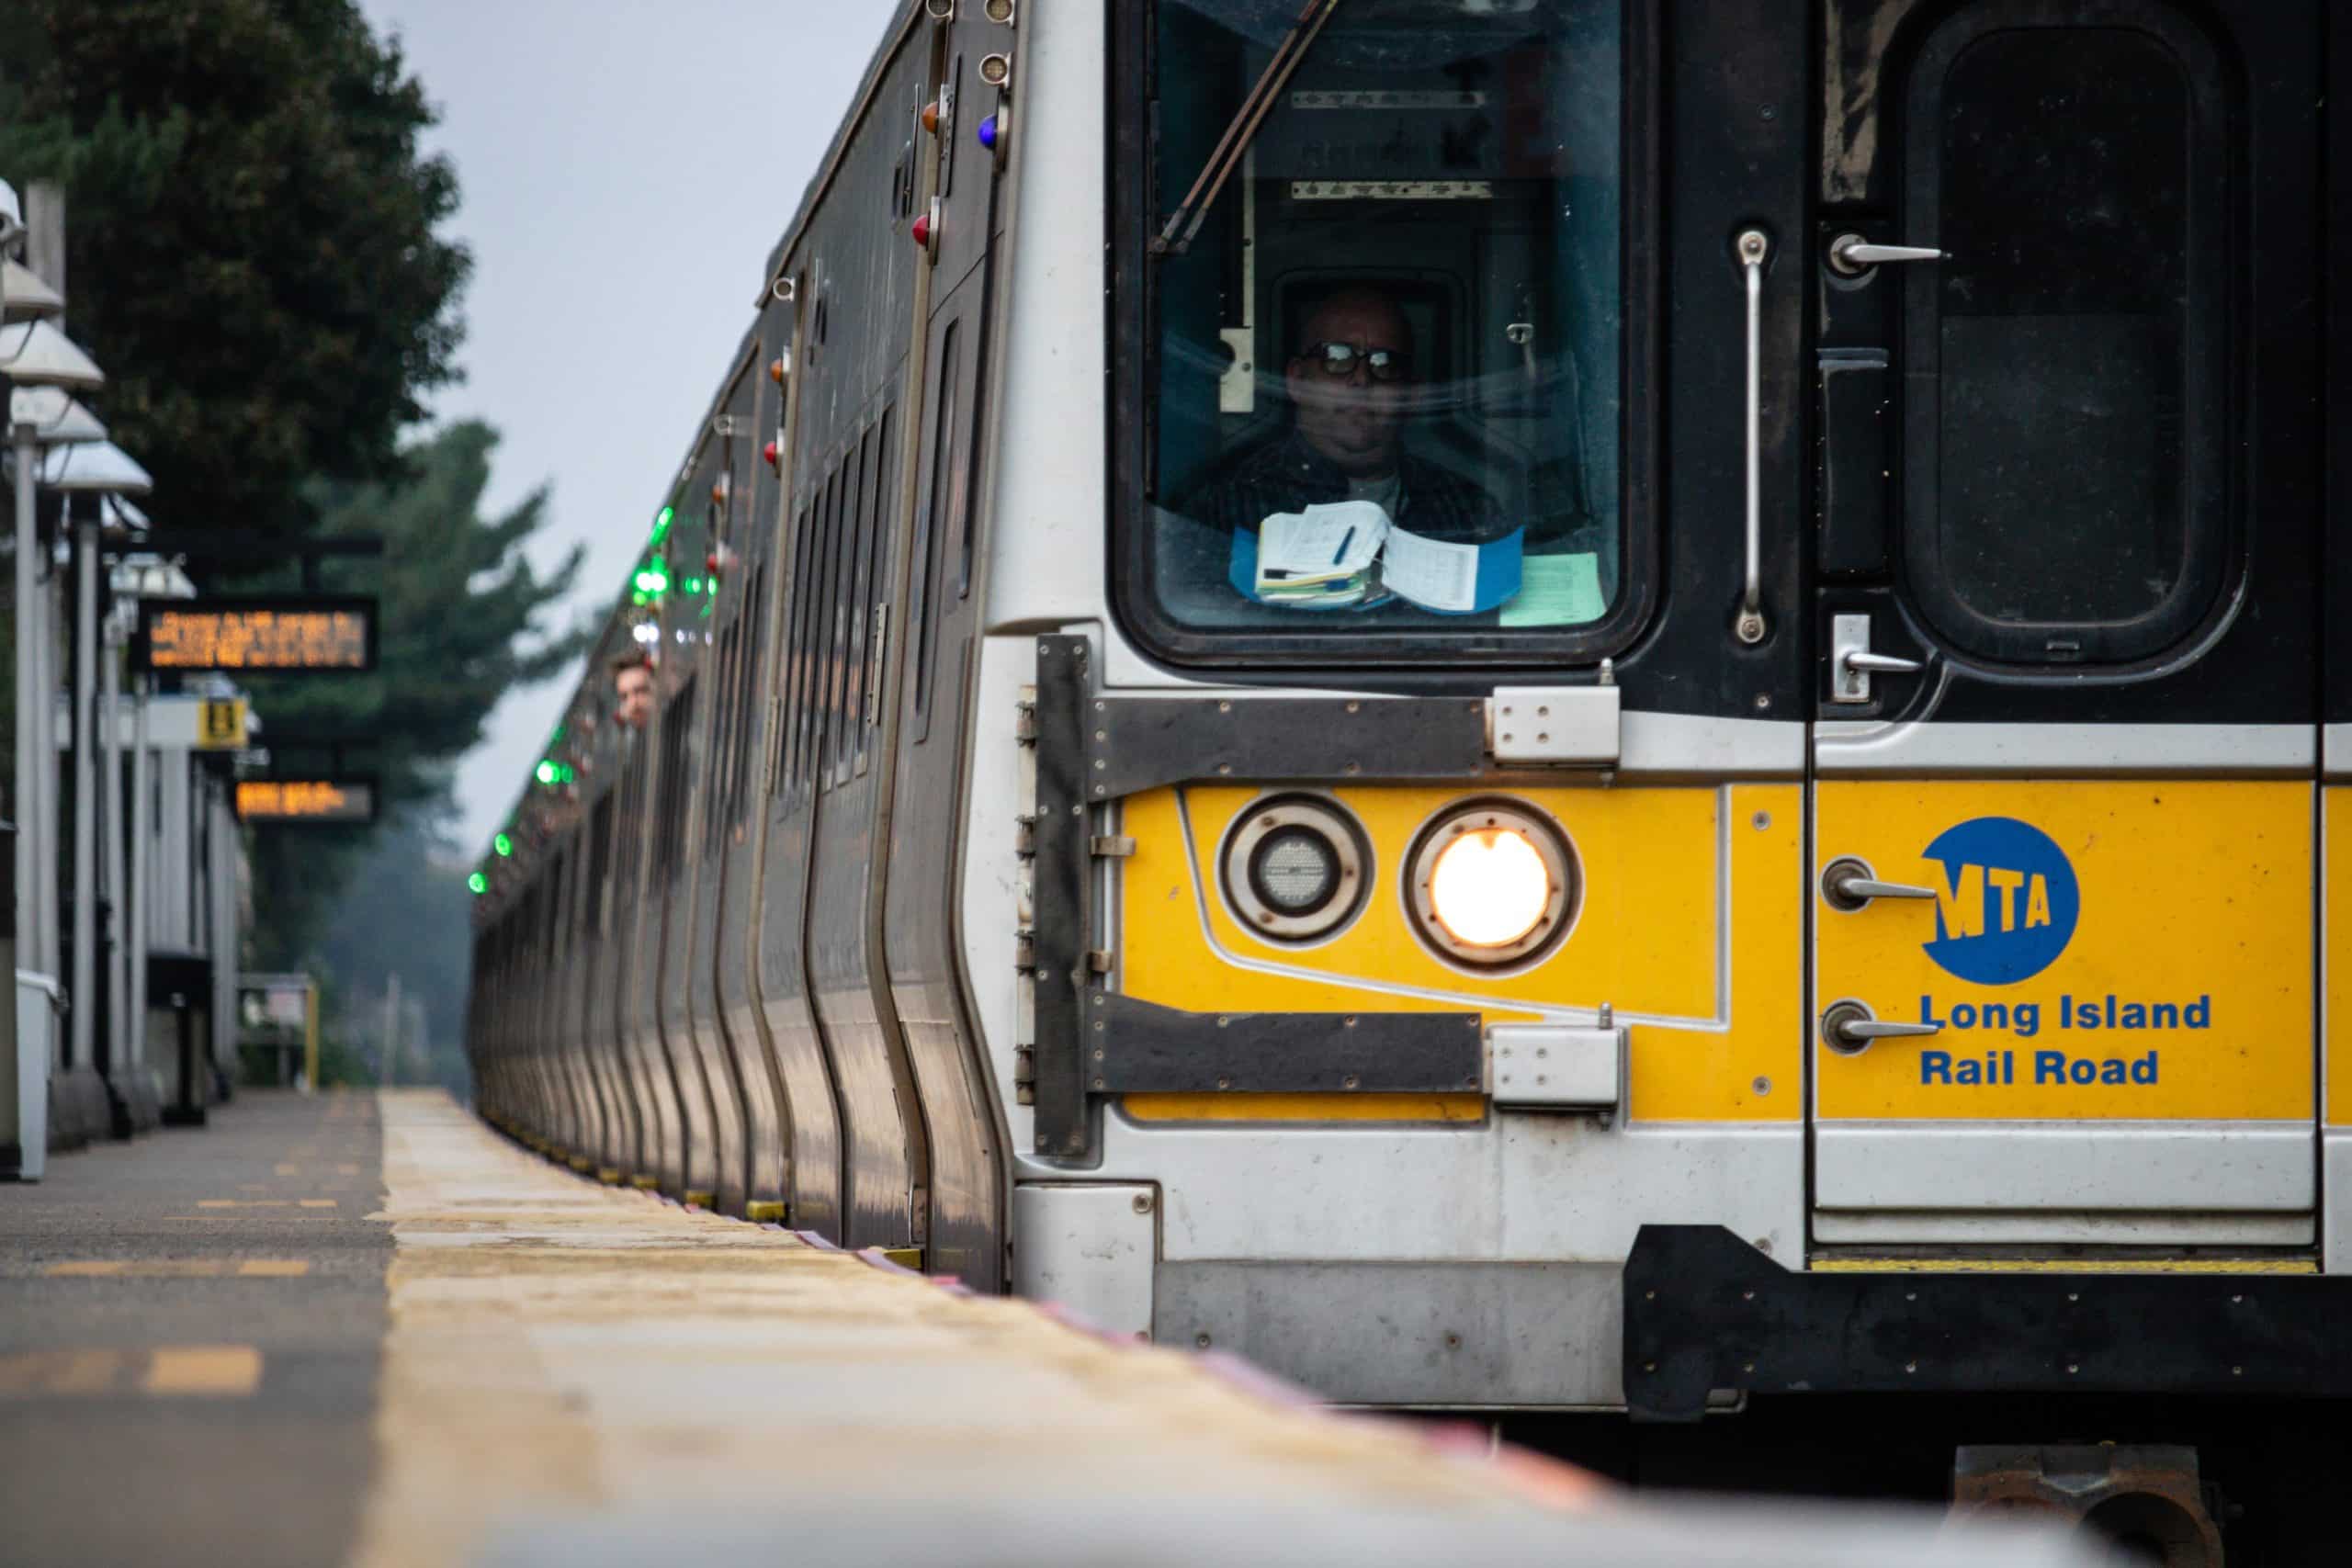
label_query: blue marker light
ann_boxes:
[977,113,1000,152]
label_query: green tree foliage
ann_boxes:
[0,0,469,538]
[243,420,592,966]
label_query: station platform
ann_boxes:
[0,1089,2099,1566]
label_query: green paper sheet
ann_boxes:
[1498,552,1604,628]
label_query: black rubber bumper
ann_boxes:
[1622,1224,2352,1422]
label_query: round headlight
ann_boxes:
[1405,801,1576,969]
[1221,795,1369,943]
[1251,827,1340,913]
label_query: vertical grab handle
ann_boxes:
[1734,228,1770,646]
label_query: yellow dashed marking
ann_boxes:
[0,1350,123,1396]
[0,1346,261,1398]
[299,1200,338,1209]
[141,1346,262,1396]
[40,1350,127,1395]
[41,1259,312,1279]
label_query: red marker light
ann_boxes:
[763,439,780,469]
[910,213,934,250]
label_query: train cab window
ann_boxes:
[1130,0,1625,657]
[1903,9,2228,664]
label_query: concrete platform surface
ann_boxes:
[0,1089,390,1568]
[2,1088,2107,1567]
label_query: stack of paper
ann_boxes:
[1253,501,1390,606]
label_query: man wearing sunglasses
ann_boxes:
[1186,284,1498,547]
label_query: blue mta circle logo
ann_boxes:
[1919,817,2079,985]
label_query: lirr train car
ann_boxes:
[469,0,2352,1543]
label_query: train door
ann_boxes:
[763,19,939,1249]
[2329,16,2352,1273]
[1804,0,2323,1247]
[877,6,1013,1292]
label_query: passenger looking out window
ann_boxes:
[612,652,655,731]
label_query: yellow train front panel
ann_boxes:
[1814,780,2312,1123]
[1116,782,1803,1124]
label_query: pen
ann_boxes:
[1332,526,1355,566]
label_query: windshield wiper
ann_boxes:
[1153,0,1342,257]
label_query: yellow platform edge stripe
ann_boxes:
[1810,1256,2319,1276]
[744,1201,786,1223]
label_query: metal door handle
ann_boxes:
[1734,228,1770,645]
[1834,876,1936,902]
[1821,999,1941,1055]
[1827,234,1947,276]
[1839,649,1922,676]
[1820,856,1935,909]
[1829,615,1923,705]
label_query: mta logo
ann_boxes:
[1920,817,2079,985]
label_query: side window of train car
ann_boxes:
[820,446,857,791]
[544,852,566,966]
[801,475,838,795]
[707,619,741,854]
[586,794,613,937]
[739,563,768,818]
[781,493,818,800]
[656,677,697,877]
[1899,4,2228,664]
[912,322,962,739]
[858,410,894,765]
[840,423,877,784]
[1127,0,1629,660]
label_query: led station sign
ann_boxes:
[232,778,379,827]
[134,596,378,674]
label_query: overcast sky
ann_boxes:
[353,0,886,852]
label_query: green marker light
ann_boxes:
[469,872,488,895]
[535,760,559,786]
[493,833,513,857]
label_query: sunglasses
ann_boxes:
[1297,340,1412,382]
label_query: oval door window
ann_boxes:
[1900,3,2230,665]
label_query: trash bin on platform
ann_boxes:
[149,948,212,1127]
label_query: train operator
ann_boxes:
[1186,285,1497,546]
